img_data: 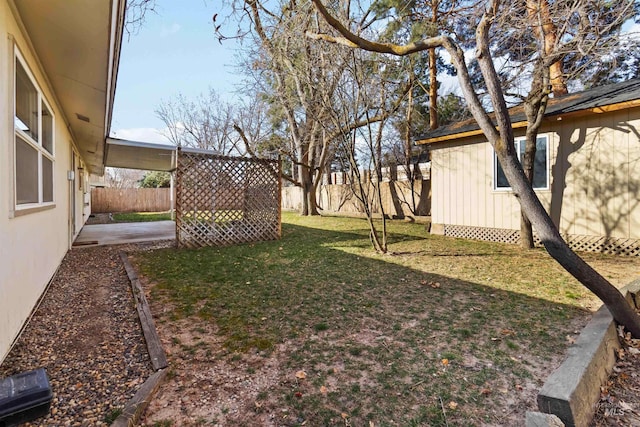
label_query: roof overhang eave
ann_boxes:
[105,137,178,172]
[416,98,640,146]
[100,0,127,176]
[416,121,528,145]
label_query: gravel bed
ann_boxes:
[0,242,167,426]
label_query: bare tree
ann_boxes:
[105,167,144,189]
[227,0,418,216]
[233,97,273,156]
[327,50,410,252]
[125,0,156,38]
[306,0,640,336]
[155,89,242,155]
[231,0,380,215]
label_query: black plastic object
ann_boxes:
[0,368,52,427]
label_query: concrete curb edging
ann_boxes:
[526,411,565,427]
[112,251,170,426]
[532,279,640,427]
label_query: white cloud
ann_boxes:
[110,127,173,145]
[160,23,181,37]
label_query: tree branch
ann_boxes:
[308,0,451,56]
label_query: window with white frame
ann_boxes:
[494,135,548,190]
[14,52,54,207]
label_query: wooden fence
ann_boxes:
[93,161,426,224]
[282,163,431,217]
[91,188,171,213]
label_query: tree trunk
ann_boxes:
[374,118,387,253]
[300,188,309,215]
[476,7,640,337]
[520,64,551,249]
[519,151,535,249]
[526,0,567,96]
[306,179,320,215]
[519,214,534,247]
[476,11,640,335]
[520,104,538,250]
[428,48,438,130]
[346,137,385,253]
[405,70,417,215]
[300,170,320,216]
[497,149,640,336]
[428,0,439,130]
[549,62,567,96]
[298,144,310,215]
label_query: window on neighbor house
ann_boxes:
[494,135,548,190]
[14,53,54,207]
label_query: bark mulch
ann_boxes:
[0,241,169,426]
[592,324,640,426]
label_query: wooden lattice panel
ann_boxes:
[564,235,640,256]
[176,148,281,248]
[443,225,640,256]
[444,225,520,244]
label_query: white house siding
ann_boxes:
[0,3,87,362]
[430,106,640,247]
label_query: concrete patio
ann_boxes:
[74,221,176,246]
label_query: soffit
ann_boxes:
[105,138,177,172]
[14,0,121,174]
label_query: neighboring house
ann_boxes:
[0,1,125,362]
[417,78,640,256]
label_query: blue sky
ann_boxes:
[110,2,639,145]
[111,0,242,143]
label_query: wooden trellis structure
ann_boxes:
[175,148,281,248]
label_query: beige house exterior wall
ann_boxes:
[429,106,640,245]
[0,2,88,362]
[552,107,640,240]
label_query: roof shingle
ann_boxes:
[417,78,640,142]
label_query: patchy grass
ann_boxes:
[137,212,639,426]
[104,408,123,424]
[112,211,172,222]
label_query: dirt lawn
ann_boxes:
[134,216,640,427]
